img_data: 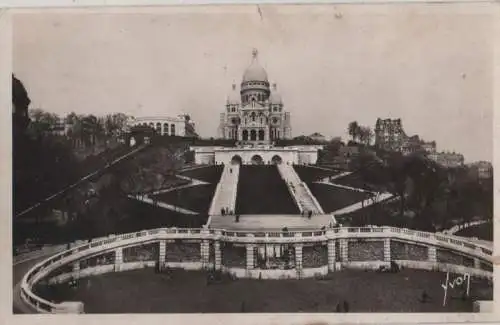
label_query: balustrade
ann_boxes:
[19,225,493,314]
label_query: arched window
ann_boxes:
[251,112,256,122]
[163,123,169,135]
[250,130,257,141]
[242,130,249,141]
[258,130,265,141]
[156,123,161,134]
[170,124,176,136]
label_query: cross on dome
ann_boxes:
[252,48,258,59]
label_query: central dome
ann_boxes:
[242,49,268,83]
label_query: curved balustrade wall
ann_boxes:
[19,226,493,314]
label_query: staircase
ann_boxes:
[209,164,240,215]
[277,164,324,214]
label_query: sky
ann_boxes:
[13,5,493,162]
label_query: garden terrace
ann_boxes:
[151,184,218,214]
[293,165,340,183]
[335,199,402,228]
[307,183,371,213]
[236,166,300,215]
[179,165,223,184]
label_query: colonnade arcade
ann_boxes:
[67,237,492,276]
[136,122,176,136]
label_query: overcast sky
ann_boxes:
[13,5,493,162]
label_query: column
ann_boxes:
[474,246,482,269]
[428,246,437,265]
[201,240,210,268]
[114,247,123,271]
[340,238,349,263]
[246,244,254,270]
[327,239,336,272]
[264,127,270,142]
[73,262,80,273]
[159,240,166,267]
[383,238,391,262]
[214,240,222,270]
[295,244,303,277]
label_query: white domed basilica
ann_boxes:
[218,49,292,144]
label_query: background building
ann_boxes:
[429,151,464,168]
[218,49,292,145]
[128,115,196,137]
[374,118,405,151]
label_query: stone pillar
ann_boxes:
[201,240,210,268]
[246,244,254,270]
[474,246,482,269]
[214,240,222,270]
[383,238,391,262]
[339,238,349,263]
[73,262,80,273]
[114,247,123,271]
[264,126,270,142]
[159,240,166,266]
[295,244,303,277]
[428,245,437,265]
[327,239,336,272]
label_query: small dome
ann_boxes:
[269,83,282,104]
[227,84,240,105]
[242,49,268,83]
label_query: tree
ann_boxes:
[348,121,359,142]
[358,126,374,146]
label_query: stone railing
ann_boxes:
[442,220,491,235]
[19,226,493,314]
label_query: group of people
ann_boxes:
[301,209,314,219]
[220,207,234,216]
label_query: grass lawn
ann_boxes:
[36,268,492,313]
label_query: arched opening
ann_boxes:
[258,130,265,141]
[250,130,257,141]
[271,155,283,164]
[156,123,161,134]
[170,124,176,136]
[242,130,249,141]
[163,123,169,135]
[231,155,243,165]
[148,122,154,129]
[250,155,264,165]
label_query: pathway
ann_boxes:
[277,164,324,214]
[209,164,240,215]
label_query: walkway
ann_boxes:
[209,164,240,215]
[277,164,324,214]
[319,171,352,182]
[128,194,198,215]
[315,180,372,193]
[330,192,394,215]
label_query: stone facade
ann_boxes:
[218,49,292,144]
[374,118,405,151]
[128,115,195,137]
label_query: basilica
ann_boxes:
[218,49,292,144]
